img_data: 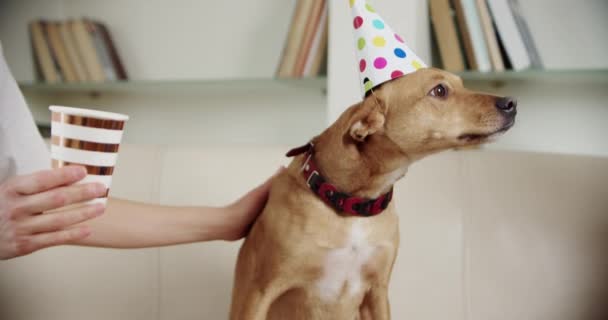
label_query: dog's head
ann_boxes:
[346,68,517,159]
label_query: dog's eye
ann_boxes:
[429,84,448,98]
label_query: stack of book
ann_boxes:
[276,0,328,78]
[30,19,127,83]
[429,0,542,72]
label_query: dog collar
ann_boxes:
[286,142,393,217]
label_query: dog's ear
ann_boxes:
[349,93,386,142]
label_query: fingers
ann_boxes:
[18,182,107,215]
[10,166,87,195]
[18,203,105,234]
[15,226,91,257]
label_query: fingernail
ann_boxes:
[91,183,107,196]
[68,166,87,178]
[80,226,91,237]
[94,203,106,215]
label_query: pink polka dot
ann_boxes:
[359,59,367,72]
[354,16,364,29]
[395,33,404,43]
[391,70,404,79]
[374,57,387,69]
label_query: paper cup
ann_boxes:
[49,105,129,205]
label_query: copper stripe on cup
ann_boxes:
[51,136,120,153]
[52,160,115,176]
[52,112,125,130]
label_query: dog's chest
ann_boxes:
[316,220,378,301]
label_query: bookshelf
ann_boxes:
[328,0,608,157]
[2,0,330,147]
[3,0,607,154]
[18,69,608,96]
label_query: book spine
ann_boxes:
[462,0,492,72]
[97,23,128,80]
[90,22,117,81]
[74,19,106,81]
[486,0,531,70]
[47,22,78,82]
[30,20,60,83]
[507,0,543,68]
[293,0,326,77]
[277,0,311,78]
[60,21,87,82]
[453,0,478,70]
[429,0,466,72]
[302,1,328,77]
[475,0,505,71]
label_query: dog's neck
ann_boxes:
[312,132,411,199]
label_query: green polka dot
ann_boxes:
[358,37,366,50]
[365,3,375,12]
[364,80,374,92]
[372,36,386,47]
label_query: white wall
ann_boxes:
[328,0,608,157]
[520,0,608,69]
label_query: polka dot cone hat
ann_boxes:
[349,0,427,96]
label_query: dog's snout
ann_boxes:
[495,96,517,113]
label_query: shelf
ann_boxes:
[19,69,607,96]
[457,69,608,84]
[18,77,327,96]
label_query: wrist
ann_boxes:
[196,205,236,242]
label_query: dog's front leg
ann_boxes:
[359,285,390,320]
[229,282,288,320]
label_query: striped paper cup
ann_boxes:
[49,106,129,205]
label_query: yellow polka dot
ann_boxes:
[372,36,386,47]
[412,60,423,70]
[349,0,356,7]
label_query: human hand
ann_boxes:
[218,167,285,241]
[0,166,108,260]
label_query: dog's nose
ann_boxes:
[496,96,517,113]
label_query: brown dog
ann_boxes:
[229,68,516,320]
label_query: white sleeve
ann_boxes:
[0,41,50,183]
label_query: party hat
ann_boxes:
[349,0,427,96]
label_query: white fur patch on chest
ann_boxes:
[316,220,376,301]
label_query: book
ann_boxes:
[88,21,117,81]
[30,20,61,83]
[453,0,492,72]
[486,0,531,70]
[96,22,128,80]
[429,0,466,72]
[508,0,542,68]
[475,0,504,71]
[71,18,106,81]
[453,0,477,70]
[45,21,78,82]
[293,0,326,77]
[302,1,328,77]
[276,0,316,77]
[59,21,88,81]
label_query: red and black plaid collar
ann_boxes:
[286,142,393,217]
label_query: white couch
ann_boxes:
[1,145,607,320]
